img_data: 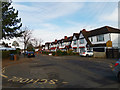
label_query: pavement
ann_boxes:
[2,55,34,67]
[2,54,120,88]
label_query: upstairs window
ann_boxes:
[80,39,84,44]
[97,35,104,42]
[74,40,77,45]
[91,37,93,42]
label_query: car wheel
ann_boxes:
[86,54,88,57]
[117,72,120,82]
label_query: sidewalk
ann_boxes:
[2,55,34,67]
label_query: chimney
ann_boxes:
[82,29,86,31]
[55,39,57,42]
[64,36,67,39]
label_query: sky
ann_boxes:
[3,0,119,48]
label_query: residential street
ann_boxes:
[2,54,120,88]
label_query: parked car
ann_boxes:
[113,59,120,82]
[79,51,93,57]
[22,51,28,56]
[27,51,35,58]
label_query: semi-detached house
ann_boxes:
[71,33,79,52]
[49,36,73,51]
[58,36,73,51]
[79,26,120,58]
[49,40,57,51]
[43,26,120,58]
[45,42,51,51]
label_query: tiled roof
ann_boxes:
[82,26,120,47]
[42,45,45,47]
[87,26,120,37]
[73,33,79,40]
[45,42,51,44]
[51,41,57,45]
[63,36,73,42]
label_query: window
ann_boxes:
[74,40,77,45]
[80,48,85,53]
[91,37,93,42]
[97,35,104,42]
[93,48,105,52]
[62,43,64,46]
[87,51,92,53]
[80,39,84,44]
[74,48,77,52]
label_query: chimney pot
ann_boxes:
[82,29,86,31]
[55,39,57,42]
[64,36,67,39]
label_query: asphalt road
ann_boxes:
[2,54,120,88]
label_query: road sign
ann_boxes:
[106,40,112,47]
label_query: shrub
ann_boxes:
[42,51,49,55]
[10,50,17,54]
[67,50,73,55]
[16,48,21,54]
[73,52,79,56]
[52,52,55,56]
[56,50,63,56]
[62,51,67,55]
[2,51,10,59]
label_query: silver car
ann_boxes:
[113,59,120,82]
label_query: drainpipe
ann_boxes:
[109,33,111,41]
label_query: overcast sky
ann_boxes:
[4,0,119,48]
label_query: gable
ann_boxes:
[73,36,77,40]
[79,33,84,39]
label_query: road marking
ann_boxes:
[33,79,40,84]
[26,79,34,83]
[49,79,58,84]
[19,78,26,83]
[1,67,66,85]
[109,63,113,68]
[62,82,69,84]
[22,78,30,83]
[2,67,5,73]
[8,76,16,81]
[1,74,8,78]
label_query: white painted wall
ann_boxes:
[87,33,120,48]
[78,38,87,53]
[45,46,48,50]
[58,42,71,49]
[71,36,79,52]
[59,43,65,49]
[89,33,110,45]
[79,33,84,38]
[42,47,45,50]
[118,34,120,48]
[49,44,52,49]
[50,44,57,48]
[111,33,119,48]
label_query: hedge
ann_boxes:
[2,51,10,59]
[2,49,21,59]
[42,50,79,56]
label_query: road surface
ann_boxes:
[2,54,120,88]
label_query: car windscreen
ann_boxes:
[87,51,92,52]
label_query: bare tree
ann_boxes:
[38,38,43,46]
[31,38,43,48]
[18,26,32,51]
[18,26,43,52]
[31,38,38,48]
